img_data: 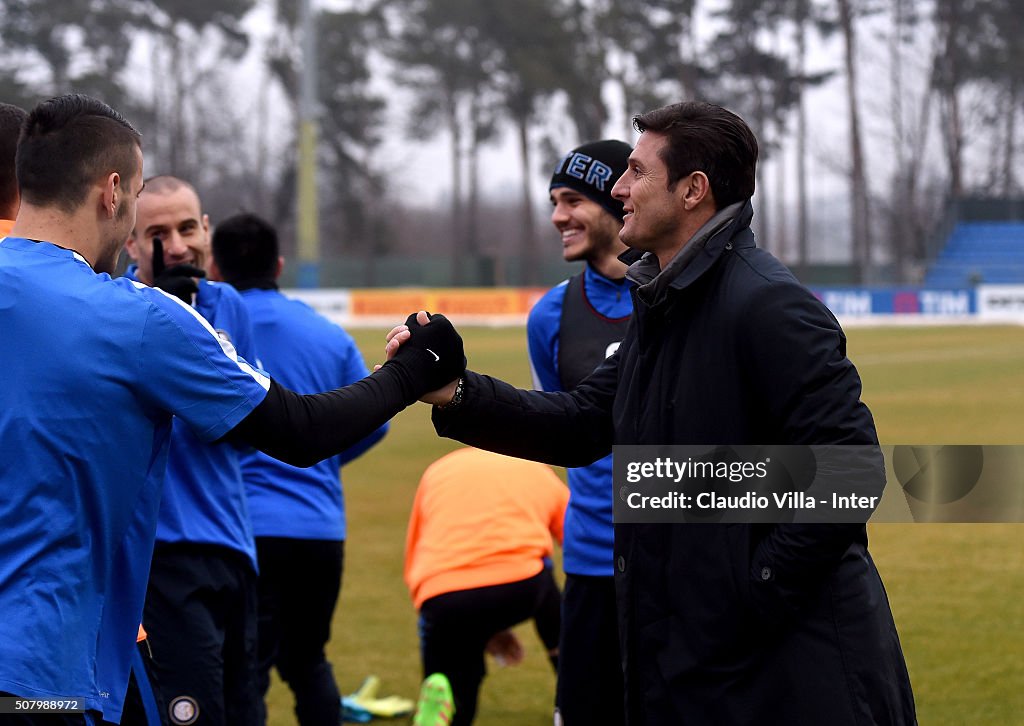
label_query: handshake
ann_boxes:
[384,311,466,402]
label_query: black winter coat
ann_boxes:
[435,201,917,726]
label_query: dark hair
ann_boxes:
[212,213,279,283]
[0,103,28,216]
[16,94,142,213]
[632,101,758,209]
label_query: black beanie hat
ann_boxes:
[549,139,632,220]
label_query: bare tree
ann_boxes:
[837,0,872,283]
[595,0,703,138]
[384,0,504,283]
[480,0,577,285]
[933,0,966,198]
[789,0,834,277]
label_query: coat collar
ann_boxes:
[625,199,755,306]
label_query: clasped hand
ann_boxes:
[382,310,464,404]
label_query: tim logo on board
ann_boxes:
[919,290,970,315]
[893,291,920,313]
[819,290,872,316]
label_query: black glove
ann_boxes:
[389,311,467,394]
[151,236,205,304]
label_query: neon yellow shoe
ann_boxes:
[342,674,416,718]
[357,694,414,718]
[350,675,381,703]
[412,673,455,726]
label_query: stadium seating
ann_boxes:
[925,222,1024,286]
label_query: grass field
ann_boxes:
[265,324,1024,726]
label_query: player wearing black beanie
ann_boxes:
[548,140,632,271]
[549,139,632,220]
[538,137,633,726]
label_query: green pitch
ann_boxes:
[264,324,1024,725]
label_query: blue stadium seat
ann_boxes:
[924,222,1024,286]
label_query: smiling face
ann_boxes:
[126,184,208,285]
[549,186,624,264]
[610,131,687,260]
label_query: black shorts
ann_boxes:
[141,544,258,726]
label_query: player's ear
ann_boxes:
[101,172,119,219]
[680,171,711,211]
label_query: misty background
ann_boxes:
[1,0,1021,287]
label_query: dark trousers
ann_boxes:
[102,642,161,726]
[418,568,561,726]
[142,544,258,726]
[254,538,344,726]
[555,574,624,725]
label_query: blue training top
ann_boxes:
[526,264,633,576]
[239,288,387,541]
[0,238,269,720]
[125,266,260,569]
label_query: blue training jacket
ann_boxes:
[125,266,260,569]
[239,287,387,541]
[0,240,268,721]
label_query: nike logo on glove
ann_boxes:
[426,349,440,362]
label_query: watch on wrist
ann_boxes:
[437,377,465,410]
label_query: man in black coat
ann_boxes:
[390,102,916,726]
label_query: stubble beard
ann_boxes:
[95,199,133,274]
[588,216,626,261]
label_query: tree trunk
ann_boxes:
[838,0,872,284]
[752,91,768,254]
[943,91,964,197]
[755,125,769,253]
[795,12,809,280]
[622,71,636,140]
[935,0,964,198]
[903,47,939,267]
[517,114,538,286]
[1003,81,1019,196]
[770,26,785,259]
[890,0,908,282]
[446,87,464,286]
[169,31,187,178]
[775,138,787,262]
[678,4,700,99]
[151,39,164,170]
[467,89,484,284]
[255,46,272,214]
[45,28,69,94]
